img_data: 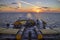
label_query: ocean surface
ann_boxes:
[0,12,60,27]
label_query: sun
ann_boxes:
[31,6,44,13]
[36,9,40,13]
[32,8,43,13]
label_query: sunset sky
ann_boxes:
[0,0,60,12]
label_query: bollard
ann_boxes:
[38,34,43,40]
[16,34,21,40]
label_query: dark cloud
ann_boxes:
[11,2,17,4]
[8,6,19,9]
[42,7,50,9]
[0,4,7,7]
[58,1,60,3]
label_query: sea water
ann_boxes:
[0,12,60,28]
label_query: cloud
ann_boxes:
[57,0,60,2]
[11,2,17,4]
[58,0,60,1]
[0,7,1,8]
[42,7,50,9]
[0,4,7,7]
